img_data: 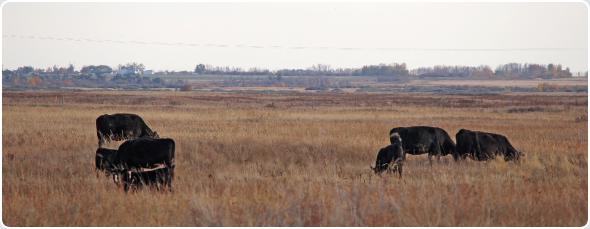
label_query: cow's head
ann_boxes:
[95,148,118,173]
[371,162,389,174]
[505,150,524,162]
[371,147,390,174]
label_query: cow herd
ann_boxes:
[371,126,523,177]
[93,113,523,192]
[94,113,175,192]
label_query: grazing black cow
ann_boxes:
[372,133,405,177]
[389,126,457,162]
[455,129,522,161]
[96,113,159,147]
[98,138,175,192]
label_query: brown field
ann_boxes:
[2,90,588,226]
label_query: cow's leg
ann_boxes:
[123,171,133,193]
[154,171,163,192]
[123,176,129,193]
[398,164,403,178]
[428,153,433,166]
[165,170,172,192]
[157,175,164,192]
[452,152,459,161]
[430,143,442,163]
[112,173,121,186]
[163,170,170,192]
[168,168,174,192]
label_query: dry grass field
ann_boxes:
[2,90,588,226]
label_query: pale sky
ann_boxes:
[2,2,588,72]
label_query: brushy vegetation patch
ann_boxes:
[506,106,553,113]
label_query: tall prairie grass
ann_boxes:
[2,91,587,226]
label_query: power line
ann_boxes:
[3,34,585,52]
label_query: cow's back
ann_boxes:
[117,138,175,169]
[390,127,430,150]
[390,126,453,155]
[456,129,519,161]
[96,113,151,139]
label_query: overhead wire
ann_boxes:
[3,34,585,52]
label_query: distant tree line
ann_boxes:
[494,63,572,79]
[411,65,494,78]
[194,62,575,79]
[195,64,272,76]
[2,62,180,89]
[1,61,583,90]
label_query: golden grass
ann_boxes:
[2,91,587,226]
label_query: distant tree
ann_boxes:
[353,63,409,77]
[117,63,145,77]
[310,64,331,73]
[194,64,206,74]
[2,69,13,78]
[81,65,113,75]
[67,64,75,74]
[16,66,34,76]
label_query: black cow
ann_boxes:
[98,138,175,192]
[389,126,457,162]
[117,138,175,192]
[372,133,405,177]
[96,113,159,147]
[456,129,522,161]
